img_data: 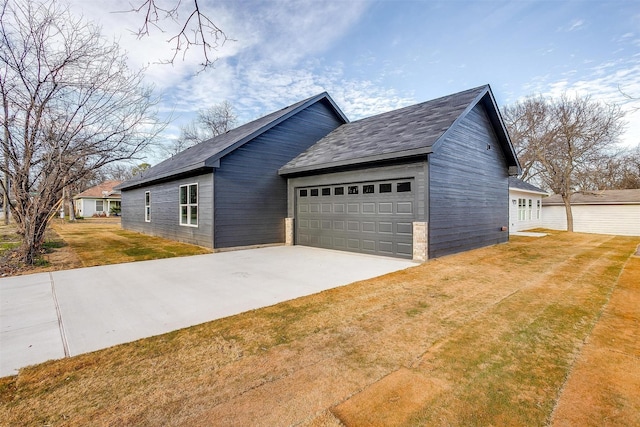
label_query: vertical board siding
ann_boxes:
[121,173,214,248]
[428,104,509,258]
[214,100,345,248]
[542,204,640,236]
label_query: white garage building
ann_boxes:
[542,189,640,236]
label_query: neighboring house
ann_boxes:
[117,85,520,260]
[542,189,640,236]
[74,180,122,217]
[508,177,547,232]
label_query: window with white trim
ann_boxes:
[145,191,151,222]
[95,200,104,212]
[528,199,533,220]
[536,199,541,220]
[518,198,526,221]
[179,183,198,226]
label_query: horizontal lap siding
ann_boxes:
[214,101,344,248]
[121,173,214,248]
[428,104,509,258]
[542,204,640,236]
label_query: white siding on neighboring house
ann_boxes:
[75,197,121,217]
[508,177,547,233]
[542,204,640,236]
[509,190,544,232]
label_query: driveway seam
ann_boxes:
[49,272,70,358]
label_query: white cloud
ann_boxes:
[525,56,640,148]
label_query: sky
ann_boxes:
[68,0,640,164]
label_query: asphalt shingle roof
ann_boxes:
[118,93,345,190]
[279,85,494,174]
[74,180,122,199]
[543,189,640,205]
[508,177,547,194]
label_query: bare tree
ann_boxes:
[503,94,625,231]
[163,101,236,156]
[121,0,229,70]
[572,146,640,190]
[0,0,163,263]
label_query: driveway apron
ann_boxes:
[1,246,415,377]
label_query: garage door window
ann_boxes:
[334,187,344,195]
[397,182,412,192]
[348,186,359,194]
[311,189,319,196]
[379,183,392,193]
[300,189,307,197]
[363,185,375,194]
[322,188,331,196]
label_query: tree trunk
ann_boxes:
[562,195,574,232]
[64,185,76,221]
[2,172,8,225]
[19,209,50,264]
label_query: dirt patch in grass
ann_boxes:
[0,232,638,426]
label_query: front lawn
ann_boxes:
[50,219,211,267]
[0,231,638,426]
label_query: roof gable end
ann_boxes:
[279,85,520,175]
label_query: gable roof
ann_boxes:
[117,93,348,190]
[543,189,640,206]
[279,85,520,175]
[508,177,547,195]
[74,180,122,199]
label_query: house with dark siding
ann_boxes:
[117,85,520,261]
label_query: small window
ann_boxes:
[397,182,412,192]
[299,189,307,197]
[334,187,344,196]
[145,191,151,222]
[363,185,374,194]
[348,185,359,195]
[179,183,198,226]
[379,183,392,193]
[310,188,319,197]
[95,200,104,212]
[322,188,331,196]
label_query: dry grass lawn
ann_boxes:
[0,231,638,426]
[2,218,210,276]
[50,218,211,267]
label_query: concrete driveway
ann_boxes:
[0,246,415,377]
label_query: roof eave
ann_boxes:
[118,164,212,190]
[279,147,431,176]
[509,187,548,196]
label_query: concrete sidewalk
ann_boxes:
[0,246,415,377]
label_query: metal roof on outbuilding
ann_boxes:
[279,85,520,175]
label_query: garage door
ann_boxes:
[296,179,415,258]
